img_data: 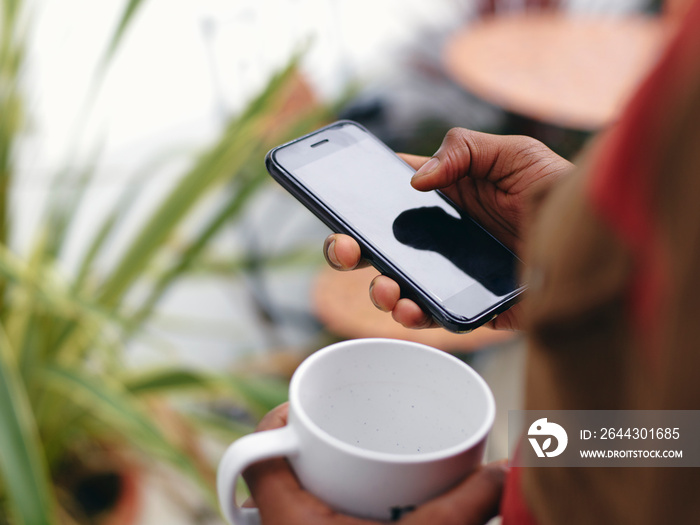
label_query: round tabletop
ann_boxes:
[443,14,670,130]
[312,266,513,353]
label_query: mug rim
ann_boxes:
[288,337,496,463]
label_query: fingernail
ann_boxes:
[409,317,433,330]
[369,281,387,312]
[326,239,341,269]
[412,156,439,182]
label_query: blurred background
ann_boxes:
[0,0,676,523]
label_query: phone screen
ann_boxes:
[274,123,520,321]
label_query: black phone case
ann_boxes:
[264,120,523,333]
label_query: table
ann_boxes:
[313,266,514,353]
[443,14,670,131]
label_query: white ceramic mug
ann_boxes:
[217,338,495,524]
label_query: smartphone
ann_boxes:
[265,120,524,333]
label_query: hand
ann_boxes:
[323,128,573,331]
[242,403,507,525]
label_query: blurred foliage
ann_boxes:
[0,0,336,523]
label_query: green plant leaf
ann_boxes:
[124,368,221,395]
[123,365,289,419]
[72,150,183,295]
[0,0,341,520]
[123,368,287,416]
[101,0,146,69]
[0,244,89,319]
[94,59,302,310]
[96,126,257,309]
[124,168,268,333]
[191,244,321,276]
[0,327,55,525]
[0,0,26,297]
[185,410,255,443]
[42,147,102,262]
[222,375,289,417]
[42,364,217,505]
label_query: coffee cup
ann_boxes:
[217,338,495,524]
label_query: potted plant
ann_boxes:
[0,0,335,522]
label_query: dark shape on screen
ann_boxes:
[392,206,516,296]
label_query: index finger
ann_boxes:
[398,152,430,171]
[255,403,290,432]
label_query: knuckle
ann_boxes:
[439,128,474,176]
[255,403,289,431]
[444,127,469,143]
[511,135,549,157]
[480,463,507,490]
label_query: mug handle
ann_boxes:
[217,426,300,525]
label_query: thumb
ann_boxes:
[411,128,547,192]
[410,127,483,191]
